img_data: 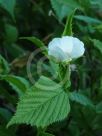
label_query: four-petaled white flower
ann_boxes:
[48,36,85,62]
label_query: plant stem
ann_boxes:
[58,63,71,92]
[37,127,47,136]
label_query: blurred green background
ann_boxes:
[0,0,102,136]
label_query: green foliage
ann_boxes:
[74,15,102,24]
[0,55,10,74]
[0,0,16,20]
[5,24,18,44]
[0,108,12,122]
[7,76,70,128]
[50,0,81,20]
[96,102,102,113]
[0,125,15,136]
[20,37,47,55]
[69,92,94,107]
[0,0,102,135]
[5,44,25,58]
[39,132,55,136]
[91,39,102,55]
[91,0,102,9]
[1,75,30,96]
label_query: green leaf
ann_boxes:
[50,0,81,20]
[20,37,47,55]
[69,92,94,107]
[91,0,102,10]
[91,39,102,55]
[1,75,30,96]
[74,15,102,24]
[7,76,70,128]
[0,0,16,20]
[5,24,18,43]
[4,44,25,58]
[62,9,76,36]
[0,54,10,74]
[95,24,102,33]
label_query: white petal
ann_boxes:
[60,36,73,54]
[48,38,61,50]
[70,37,85,59]
[48,37,71,62]
[48,45,69,62]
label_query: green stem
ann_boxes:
[37,128,41,136]
[58,63,71,92]
[37,127,47,136]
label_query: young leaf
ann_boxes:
[7,76,70,128]
[62,9,76,36]
[0,55,10,74]
[69,92,94,108]
[0,75,30,96]
[0,0,16,20]
[20,37,47,55]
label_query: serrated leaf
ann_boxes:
[62,9,76,36]
[69,92,94,107]
[50,0,81,20]
[1,75,30,96]
[91,39,102,55]
[7,76,70,128]
[0,54,10,74]
[5,24,18,43]
[20,37,47,55]
[0,0,16,20]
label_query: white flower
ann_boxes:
[48,36,85,62]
